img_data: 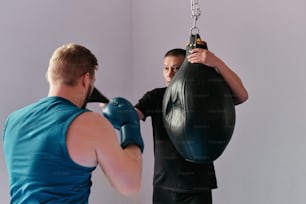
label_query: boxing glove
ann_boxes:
[102,97,144,153]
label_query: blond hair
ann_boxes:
[47,43,98,86]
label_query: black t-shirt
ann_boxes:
[135,87,217,192]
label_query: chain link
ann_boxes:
[190,0,201,34]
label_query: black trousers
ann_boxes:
[153,187,213,204]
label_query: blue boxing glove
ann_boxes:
[102,97,144,153]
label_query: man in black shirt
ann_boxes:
[135,48,248,204]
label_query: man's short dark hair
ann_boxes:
[164,48,186,58]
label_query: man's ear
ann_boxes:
[81,72,91,87]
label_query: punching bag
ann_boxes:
[162,34,236,163]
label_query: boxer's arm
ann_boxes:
[187,48,248,105]
[135,108,145,121]
[67,111,143,196]
[94,116,143,195]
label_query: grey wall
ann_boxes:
[1,0,306,204]
[0,1,135,203]
[132,0,306,203]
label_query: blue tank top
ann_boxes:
[3,96,96,204]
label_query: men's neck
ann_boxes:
[48,85,85,108]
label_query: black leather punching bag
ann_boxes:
[162,34,236,163]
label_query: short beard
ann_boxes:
[82,84,94,109]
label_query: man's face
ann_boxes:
[163,55,185,86]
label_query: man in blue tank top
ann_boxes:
[3,43,144,203]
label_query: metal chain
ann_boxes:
[190,0,201,34]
